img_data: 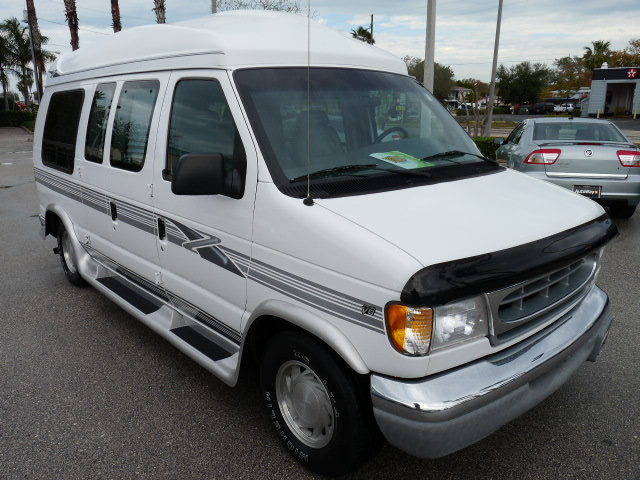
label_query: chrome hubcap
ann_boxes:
[61,230,77,273]
[275,360,334,448]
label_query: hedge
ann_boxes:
[0,110,36,127]
[473,136,500,159]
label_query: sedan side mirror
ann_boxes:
[172,153,225,195]
[494,137,505,145]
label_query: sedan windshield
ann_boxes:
[533,122,627,143]
[234,68,497,197]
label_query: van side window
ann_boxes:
[42,89,84,174]
[166,79,246,183]
[85,82,116,163]
[110,80,159,172]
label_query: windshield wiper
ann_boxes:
[289,164,378,183]
[421,150,494,164]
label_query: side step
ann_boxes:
[96,276,162,315]
[171,326,233,361]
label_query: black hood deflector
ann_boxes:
[401,214,618,307]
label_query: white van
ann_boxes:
[34,11,616,476]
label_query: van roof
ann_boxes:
[49,10,407,83]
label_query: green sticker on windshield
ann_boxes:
[370,151,434,169]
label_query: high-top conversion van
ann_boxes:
[34,11,617,476]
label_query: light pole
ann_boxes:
[211,0,217,13]
[483,0,503,137]
[423,0,436,92]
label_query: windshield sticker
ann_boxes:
[369,151,434,169]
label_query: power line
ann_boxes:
[39,18,111,35]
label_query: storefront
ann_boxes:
[587,66,640,117]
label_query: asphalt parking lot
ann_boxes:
[1,126,638,479]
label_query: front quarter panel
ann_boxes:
[247,182,435,378]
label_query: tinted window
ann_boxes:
[505,123,523,144]
[85,83,116,163]
[166,79,245,180]
[42,89,84,173]
[110,80,159,171]
[533,122,627,142]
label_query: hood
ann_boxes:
[316,169,605,267]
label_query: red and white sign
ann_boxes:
[628,68,638,79]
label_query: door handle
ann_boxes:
[109,201,117,221]
[157,218,166,240]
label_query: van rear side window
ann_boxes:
[85,83,116,163]
[42,89,84,173]
[110,80,159,172]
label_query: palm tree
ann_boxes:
[0,32,13,109]
[583,40,612,71]
[1,18,33,103]
[111,0,122,33]
[25,0,46,99]
[63,0,80,50]
[351,26,374,45]
[153,0,167,23]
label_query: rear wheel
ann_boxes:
[259,331,377,476]
[58,225,87,287]
[610,204,636,219]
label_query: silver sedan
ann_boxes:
[496,117,640,218]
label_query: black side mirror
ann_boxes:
[172,153,225,195]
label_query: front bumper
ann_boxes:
[524,170,640,206]
[371,285,612,459]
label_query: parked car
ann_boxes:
[34,11,617,476]
[554,103,575,113]
[532,102,555,114]
[497,117,640,218]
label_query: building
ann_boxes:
[587,65,640,117]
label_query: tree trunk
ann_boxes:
[26,0,45,98]
[153,0,166,23]
[20,67,30,103]
[111,0,122,32]
[1,72,9,110]
[63,0,80,50]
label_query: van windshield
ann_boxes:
[234,68,500,198]
[533,122,627,143]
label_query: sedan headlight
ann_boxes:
[385,296,488,356]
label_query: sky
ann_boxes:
[2,0,640,92]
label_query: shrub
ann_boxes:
[493,106,511,114]
[0,110,35,127]
[473,136,500,159]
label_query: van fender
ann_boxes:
[243,299,370,375]
[45,204,91,276]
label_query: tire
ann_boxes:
[259,331,377,476]
[57,225,87,287]
[610,204,636,219]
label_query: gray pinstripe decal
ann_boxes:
[35,167,385,334]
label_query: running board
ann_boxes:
[96,276,162,315]
[171,326,233,361]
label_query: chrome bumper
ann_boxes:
[371,286,612,459]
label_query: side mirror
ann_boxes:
[171,153,225,195]
[494,137,505,146]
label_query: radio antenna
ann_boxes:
[303,0,314,206]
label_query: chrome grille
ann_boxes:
[486,253,599,344]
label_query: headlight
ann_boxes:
[431,296,488,351]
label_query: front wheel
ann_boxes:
[259,332,378,476]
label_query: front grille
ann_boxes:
[486,253,599,344]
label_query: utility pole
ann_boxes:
[483,0,503,137]
[211,0,217,14]
[370,14,373,37]
[23,9,41,102]
[423,0,436,92]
